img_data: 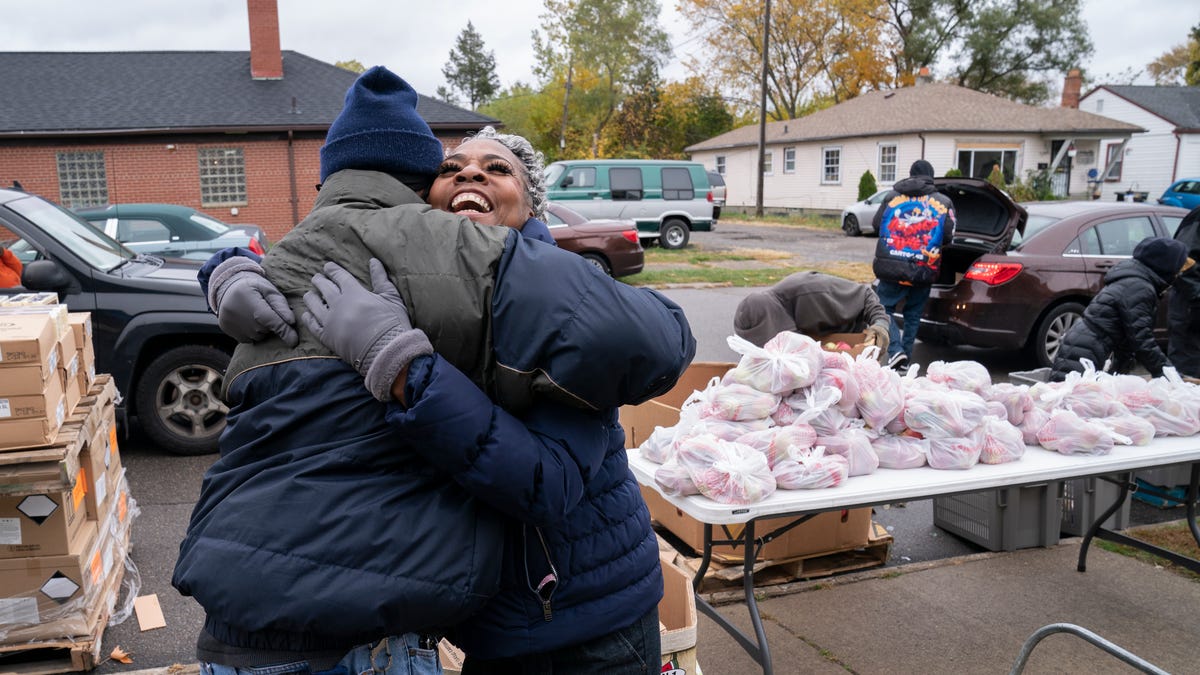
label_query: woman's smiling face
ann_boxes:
[427,138,532,228]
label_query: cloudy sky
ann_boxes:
[2,0,1194,99]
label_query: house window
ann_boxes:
[762,151,773,175]
[956,148,1017,183]
[1096,99,1104,113]
[56,151,109,208]
[1104,144,1123,182]
[822,147,841,184]
[199,147,247,206]
[878,144,897,183]
[715,156,726,175]
[783,147,796,174]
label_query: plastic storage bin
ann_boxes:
[933,483,1062,552]
[1133,463,1195,508]
[1060,475,1131,536]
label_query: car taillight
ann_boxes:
[964,261,1022,285]
[706,190,713,202]
[248,238,265,256]
[621,230,639,244]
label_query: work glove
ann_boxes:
[208,256,299,347]
[301,259,433,402]
[865,323,890,358]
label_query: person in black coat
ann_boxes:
[1168,206,1200,378]
[1051,236,1192,381]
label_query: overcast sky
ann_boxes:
[2,0,1194,100]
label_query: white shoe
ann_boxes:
[887,352,909,370]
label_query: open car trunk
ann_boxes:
[932,178,1027,286]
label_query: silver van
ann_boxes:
[544,159,717,249]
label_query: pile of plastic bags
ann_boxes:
[642,332,1200,505]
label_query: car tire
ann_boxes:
[1030,302,1085,368]
[581,253,611,276]
[134,345,230,456]
[659,219,690,250]
[843,214,861,237]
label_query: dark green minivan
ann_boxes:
[544,159,717,249]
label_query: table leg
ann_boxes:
[692,521,775,674]
[1079,466,1200,574]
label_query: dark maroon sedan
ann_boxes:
[545,202,644,278]
[918,179,1189,367]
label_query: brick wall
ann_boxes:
[1,130,475,243]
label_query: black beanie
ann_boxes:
[1132,236,1188,280]
[909,160,935,178]
[319,66,444,183]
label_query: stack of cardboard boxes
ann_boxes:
[0,293,133,662]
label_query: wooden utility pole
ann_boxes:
[755,0,771,217]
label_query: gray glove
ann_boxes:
[867,323,891,360]
[301,258,433,402]
[208,256,299,347]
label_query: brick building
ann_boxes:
[0,0,499,242]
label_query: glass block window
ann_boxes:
[879,144,897,183]
[56,151,109,208]
[199,147,247,205]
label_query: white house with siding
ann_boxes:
[685,81,1142,213]
[1077,86,1200,200]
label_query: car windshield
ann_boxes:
[544,164,565,186]
[1009,213,1061,249]
[189,213,231,235]
[10,195,132,270]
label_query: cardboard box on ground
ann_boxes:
[621,362,873,562]
[438,555,700,675]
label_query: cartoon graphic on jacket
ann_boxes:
[872,173,955,286]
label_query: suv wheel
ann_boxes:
[1030,302,1084,368]
[843,214,861,237]
[659,219,690,250]
[135,345,230,455]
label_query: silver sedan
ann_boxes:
[840,189,891,237]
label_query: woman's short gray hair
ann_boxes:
[468,126,547,220]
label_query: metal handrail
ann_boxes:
[1010,623,1169,675]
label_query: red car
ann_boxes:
[918,178,1189,367]
[545,202,644,278]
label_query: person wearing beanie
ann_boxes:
[870,159,957,371]
[176,66,693,675]
[1050,235,1190,381]
[734,271,891,356]
[1168,205,1200,379]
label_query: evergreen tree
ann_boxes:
[441,21,500,109]
[857,170,878,201]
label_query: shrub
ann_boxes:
[857,170,878,201]
[986,165,1008,191]
[944,168,963,177]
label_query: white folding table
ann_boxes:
[630,438,1200,675]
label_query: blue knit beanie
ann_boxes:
[319,66,444,183]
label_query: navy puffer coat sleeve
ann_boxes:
[387,354,607,525]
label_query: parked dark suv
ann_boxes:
[0,187,233,455]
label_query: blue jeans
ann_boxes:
[461,607,660,674]
[200,634,441,675]
[874,280,931,361]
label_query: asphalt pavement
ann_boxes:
[89,270,1193,673]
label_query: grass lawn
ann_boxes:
[1098,521,1200,581]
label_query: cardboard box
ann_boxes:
[81,407,122,521]
[67,312,92,348]
[643,486,871,561]
[0,304,69,341]
[0,493,132,644]
[0,479,87,559]
[0,366,65,421]
[816,332,870,359]
[622,361,873,562]
[0,312,57,367]
[659,555,699,675]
